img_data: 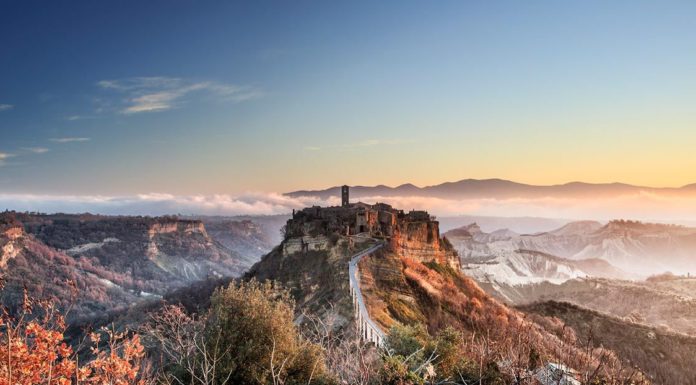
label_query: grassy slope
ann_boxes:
[247,237,376,324]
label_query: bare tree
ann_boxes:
[300,306,380,385]
[143,304,232,385]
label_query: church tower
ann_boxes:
[341,185,349,207]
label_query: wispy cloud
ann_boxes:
[0,147,48,166]
[0,152,14,166]
[50,137,91,143]
[0,104,14,111]
[65,115,96,121]
[22,147,50,154]
[304,138,415,152]
[97,76,262,114]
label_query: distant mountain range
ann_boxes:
[286,178,696,200]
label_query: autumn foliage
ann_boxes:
[0,285,148,385]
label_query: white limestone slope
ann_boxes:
[449,221,631,286]
[461,248,588,286]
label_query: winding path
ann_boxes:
[348,240,386,346]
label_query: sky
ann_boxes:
[2,1,696,216]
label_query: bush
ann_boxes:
[383,324,475,384]
[149,280,333,385]
[379,355,424,385]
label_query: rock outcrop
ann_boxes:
[0,220,24,268]
[390,219,459,270]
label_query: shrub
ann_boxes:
[379,355,424,385]
[148,280,333,385]
[0,286,148,385]
[383,324,477,384]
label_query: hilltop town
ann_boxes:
[285,186,459,269]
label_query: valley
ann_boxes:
[445,219,696,339]
[0,211,276,321]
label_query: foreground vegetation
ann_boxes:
[0,283,148,384]
[522,301,696,385]
[1,274,658,385]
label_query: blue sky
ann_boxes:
[2,0,696,203]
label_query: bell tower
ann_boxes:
[341,185,349,207]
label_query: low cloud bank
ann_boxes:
[0,193,332,216]
[3,191,696,222]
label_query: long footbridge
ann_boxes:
[348,241,386,347]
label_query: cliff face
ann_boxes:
[202,219,275,266]
[148,220,207,237]
[281,235,331,255]
[144,219,235,279]
[390,219,459,270]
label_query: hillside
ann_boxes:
[247,235,376,327]
[447,223,628,289]
[244,203,645,382]
[521,301,696,385]
[355,247,648,381]
[501,277,696,336]
[446,220,696,277]
[198,218,276,267]
[0,211,274,321]
[0,214,137,321]
[16,213,245,289]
